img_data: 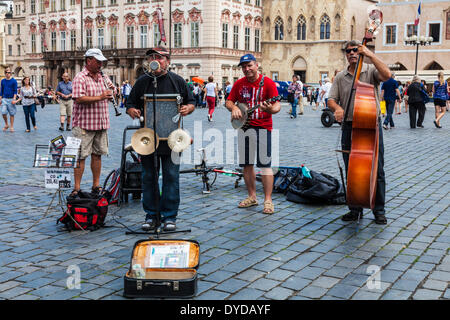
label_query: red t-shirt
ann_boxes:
[227,74,278,131]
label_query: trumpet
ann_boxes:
[100,71,121,117]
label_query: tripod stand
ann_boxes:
[126,71,190,238]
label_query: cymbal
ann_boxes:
[131,128,159,155]
[231,102,248,129]
[168,128,191,153]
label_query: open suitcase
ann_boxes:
[123,239,200,298]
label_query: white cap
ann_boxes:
[84,48,107,61]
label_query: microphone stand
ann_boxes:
[126,67,190,238]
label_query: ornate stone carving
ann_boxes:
[187,7,202,23]
[172,9,185,24]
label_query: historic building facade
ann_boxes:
[4,0,263,89]
[261,0,378,84]
[374,0,450,84]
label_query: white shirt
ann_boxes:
[205,82,216,97]
[297,80,303,96]
[322,82,332,99]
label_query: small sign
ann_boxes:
[45,169,72,189]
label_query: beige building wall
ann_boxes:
[374,0,450,84]
[261,0,379,84]
[0,2,9,76]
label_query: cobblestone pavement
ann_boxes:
[0,101,448,300]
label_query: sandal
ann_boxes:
[69,189,80,197]
[3,125,8,131]
[262,200,274,215]
[91,186,103,194]
[238,197,258,208]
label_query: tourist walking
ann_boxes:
[56,72,73,131]
[381,74,401,130]
[14,76,37,132]
[407,75,426,129]
[432,71,448,128]
[0,67,18,132]
[204,76,217,121]
[287,74,302,118]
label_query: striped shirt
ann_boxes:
[72,67,112,131]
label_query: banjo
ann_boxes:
[231,95,281,131]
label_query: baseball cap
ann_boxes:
[146,47,170,58]
[84,48,107,61]
[238,53,256,66]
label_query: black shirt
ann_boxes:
[126,71,195,154]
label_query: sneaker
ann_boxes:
[163,219,176,231]
[207,114,211,122]
[341,211,363,222]
[142,219,156,231]
[382,124,388,130]
[59,126,64,131]
[66,126,71,131]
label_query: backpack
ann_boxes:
[103,168,121,204]
[57,191,109,231]
[286,169,346,205]
[273,167,302,194]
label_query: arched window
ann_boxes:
[274,17,284,40]
[297,15,306,40]
[320,15,330,39]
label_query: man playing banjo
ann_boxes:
[226,54,281,215]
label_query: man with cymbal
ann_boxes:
[226,54,281,215]
[126,47,195,232]
[327,40,391,225]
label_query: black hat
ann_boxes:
[146,47,170,58]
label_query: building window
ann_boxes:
[98,28,104,49]
[428,22,441,43]
[17,45,21,56]
[140,25,148,48]
[17,24,20,34]
[274,17,284,40]
[60,0,65,10]
[406,23,418,37]
[255,0,261,6]
[222,23,228,48]
[51,31,57,51]
[111,26,117,49]
[31,0,36,14]
[174,23,182,48]
[254,28,260,52]
[70,30,76,50]
[297,15,306,40]
[70,0,76,5]
[320,15,330,39]
[191,22,199,47]
[7,24,11,35]
[85,0,92,7]
[50,0,56,11]
[110,0,117,4]
[244,27,251,51]
[39,0,45,13]
[40,75,46,89]
[40,34,46,52]
[31,34,36,53]
[86,29,93,48]
[233,25,239,49]
[60,31,66,51]
[98,0,104,6]
[153,23,161,47]
[127,26,134,48]
[385,24,397,45]
[271,72,279,81]
[8,45,12,56]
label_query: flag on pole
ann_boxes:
[414,0,422,26]
[156,8,166,44]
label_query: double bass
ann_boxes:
[344,9,383,210]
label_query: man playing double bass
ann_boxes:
[328,40,391,225]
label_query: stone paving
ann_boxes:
[0,101,449,300]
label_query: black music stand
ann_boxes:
[126,73,191,238]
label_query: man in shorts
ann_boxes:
[0,67,18,132]
[226,54,281,215]
[56,72,73,131]
[71,48,115,195]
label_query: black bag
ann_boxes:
[273,167,302,194]
[286,170,345,205]
[57,191,109,231]
[287,92,295,103]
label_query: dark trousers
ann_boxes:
[383,99,395,127]
[23,104,36,130]
[341,121,386,215]
[409,102,425,128]
[141,153,180,222]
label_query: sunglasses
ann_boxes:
[5,71,11,74]
[345,48,359,54]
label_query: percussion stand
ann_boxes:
[127,73,191,238]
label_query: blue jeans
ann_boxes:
[141,153,180,222]
[383,100,395,127]
[290,98,298,117]
[23,104,36,130]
